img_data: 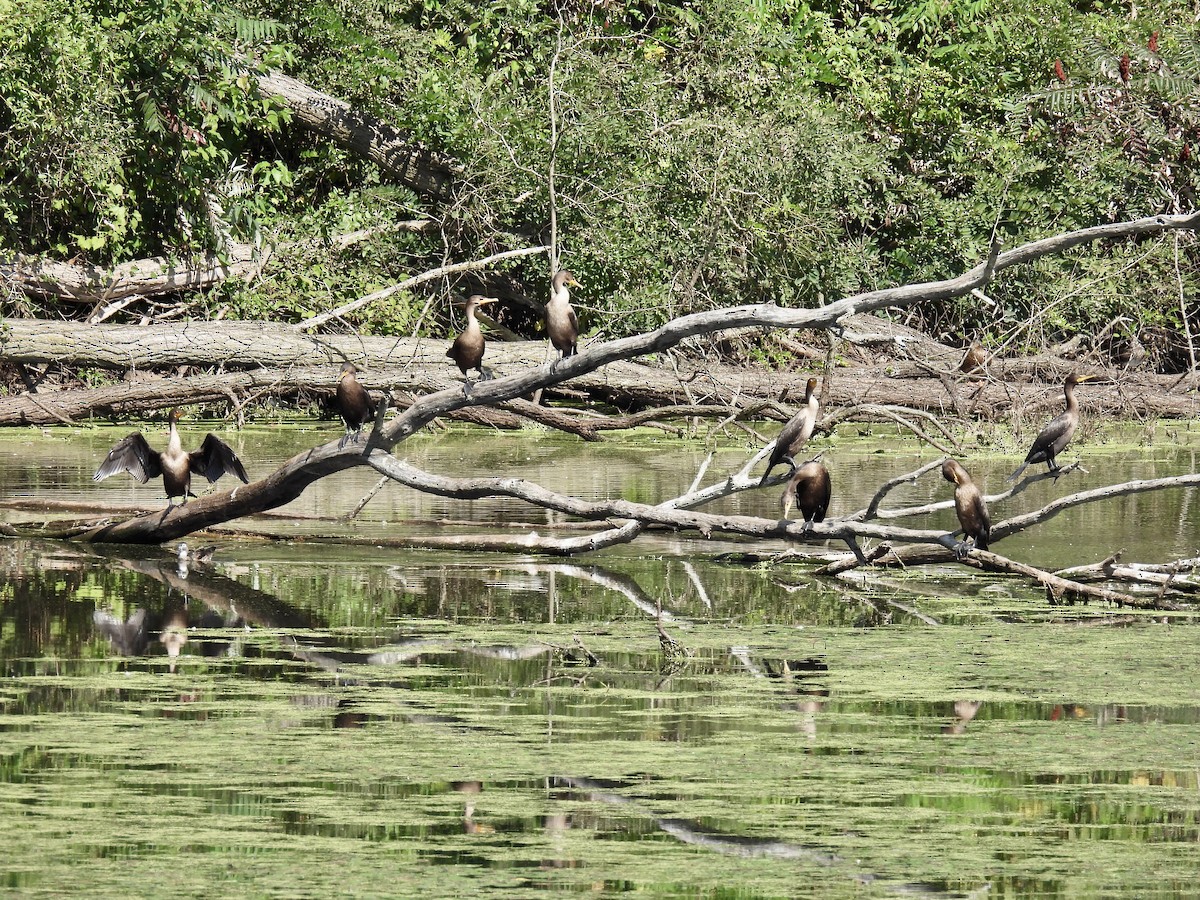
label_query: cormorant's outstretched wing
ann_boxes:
[93,433,161,483]
[92,608,148,656]
[190,435,250,484]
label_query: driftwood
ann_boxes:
[1055,553,1200,593]
[3,213,1197,563]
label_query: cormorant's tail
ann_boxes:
[1005,462,1028,483]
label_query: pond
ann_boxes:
[2,419,1200,897]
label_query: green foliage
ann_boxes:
[4,0,1200,355]
[0,0,291,260]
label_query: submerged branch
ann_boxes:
[60,212,1200,543]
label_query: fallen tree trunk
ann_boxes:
[256,70,460,199]
[0,243,264,305]
[4,322,1200,421]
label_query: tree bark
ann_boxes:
[256,70,461,199]
[0,243,263,304]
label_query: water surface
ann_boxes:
[2,422,1199,896]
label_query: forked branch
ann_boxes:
[67,212,1200,543]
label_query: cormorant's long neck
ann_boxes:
[464,306,482,336]
[549,281,569,310]
[1063,382,1078,415]
[165,419,182,457]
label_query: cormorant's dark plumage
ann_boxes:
[93,408,249,505]
[1007,373,1096,481]
[447,295,498,382]
[960,342,991,374]
[780,460,831,527]
[760,377,820,486]
[336,362,376,441]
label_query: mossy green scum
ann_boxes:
[2,426,1200,896]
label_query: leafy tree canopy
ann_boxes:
[2,0,1198,354]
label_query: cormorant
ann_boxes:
[780,459,831,528]
[94,408,249,505]
[942,459,990,554]
[447,295,498,386]
[960,342,991,374]
[546,270,581,360]
[336,362,376,442]
[1007,373,1096,481]
[760,377,820,486]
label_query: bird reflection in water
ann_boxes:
[159,610,188,673]
[94,601,244,671]
[942,700,982,735]
[175,541,216,579]
[93,607,149,657]
[451,781,495,835]
[734,650,830,743]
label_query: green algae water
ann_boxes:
[3,423,1200,897]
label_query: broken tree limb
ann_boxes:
[294,244,551,331]
[255,70,461,198]
[850,457,949,522]
[44,212,1200,544]
[361,453,957,547]
[1,243,264,304]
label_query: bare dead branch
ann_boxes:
[819,404,960,453]
[956,547,1176,609]
[850,457,949,522]
[992,473,1200,540]
[294,245,550,331]
[60,211,1200,543]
